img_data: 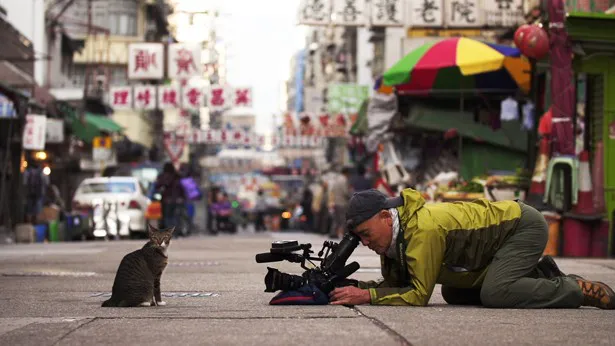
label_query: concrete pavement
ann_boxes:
[0,231,614,346]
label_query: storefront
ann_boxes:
[567,11,615,255]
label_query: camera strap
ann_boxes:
[385,196,410,287]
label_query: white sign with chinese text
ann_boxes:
[410,0,443,27]
[168,44,202,79]
[298,0,331,25]
[45,118,64,144]
[445,0,482,27]
[304,87,325,113]
[23,114,47,150]
[208,85,229,111]
[370,0,404,26]
[157,85,180,109]
[332,0,367,26]
[110,86,133,110]
[182,85,205,110]
[231,87,252,108]
[483,0,523,27]
[128,43,164,80]
[133,85,157,110]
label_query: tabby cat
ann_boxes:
[101,225,174,307]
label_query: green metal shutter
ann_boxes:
[587,75,604,152]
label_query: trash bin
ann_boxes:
[590,219,609,258]
[542,211,561,256]
[34,224,48,243]
[562,215,591,257]
[48,220,59,242]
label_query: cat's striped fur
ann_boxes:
[102,225,174,307]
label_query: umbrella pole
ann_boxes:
[459,94,464,180]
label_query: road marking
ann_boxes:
[89,292,220,298]
[2,271,98,277]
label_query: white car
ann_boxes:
[72,176,151,238]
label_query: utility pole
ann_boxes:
[80,0,92,121]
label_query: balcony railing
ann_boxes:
[566,0,615,12]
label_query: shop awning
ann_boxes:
[403,104,528,152]
[70,112,123,142]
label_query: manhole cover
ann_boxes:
[2,271,98,277]
[168,261,220,267]
[356,268,381,273]
[89,292,220,298]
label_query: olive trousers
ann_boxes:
[442,203,584,308]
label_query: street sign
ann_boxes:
[163,132,185,162]
[92,136,112,162]
[22,114,47,150]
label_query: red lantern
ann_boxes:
[521,25,550,60]
[514,24,532,49]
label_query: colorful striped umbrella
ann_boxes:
[383,37,530,94]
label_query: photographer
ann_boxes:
[329,188,615,309]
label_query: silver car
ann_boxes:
[72,177,151,239]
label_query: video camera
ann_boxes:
[255,232,361,294]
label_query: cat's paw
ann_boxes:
[139,302,152,307]
[157,301,167,306]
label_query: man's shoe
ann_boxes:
[576,278,615,309]
[537,255,566,278]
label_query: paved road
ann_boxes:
[0,231,614,346]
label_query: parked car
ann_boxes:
[72,176,151,239]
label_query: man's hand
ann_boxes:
[329,286,371,305]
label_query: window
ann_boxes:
[79,182,137,194]
[108,0,138,36]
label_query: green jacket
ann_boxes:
[358,188,521,306]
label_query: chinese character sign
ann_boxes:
[208,85,228,111]
[45,119,64,144]
[128,43,164,79]
[410,0,443,27]
[134,85,157,110]
[370,0,404,26]
[168,44,202,79]
[446,0,481,27]
[23,114,47,150]
[484,0,523,27]
[232,87,252,107]
[157,85,180,109]
[109,86,133,110]
[182,86,204,110]
[298,0,331,25]
[332,0,367,26]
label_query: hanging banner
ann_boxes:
[410,0,443,27]
[109,86,133,110]
[327,84,369,114]
[163,132,185,162]
[182,85,205,110]
[370,0,404,26]
[157,85,180,109]
[298,0,331,25]
[134,85,157,110]
[208,85,229,111]
[483,0,523,27]
[128,43,164,80]
[45,118,64,144]
[168,44,202,79]
[445,0,482,27]
[232,87,252,108]
[332,0,367,26]
[204,129,220,144]
[23,114,47,150]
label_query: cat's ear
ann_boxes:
[168,227,176,235]
[148,223,158,238]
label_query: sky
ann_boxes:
[174,0,307,134]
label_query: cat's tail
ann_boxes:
[101,298,117,307]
